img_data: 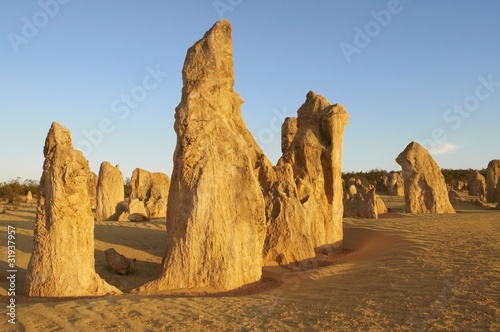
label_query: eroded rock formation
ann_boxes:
[105,248,133,275]
[376,175,389,194]
[130,168,170,218]
[486,160,500,203]
[138,20,269,292]
[24,122,121,297]
[263,91,349,266]
[396,142,455,214]
[387,172,405,196]
[87,171,98,209]
[117,198,149,222]
[343,181,387,219]
[25,191,33,204]
[95,162,124,221]
[468,170,486,197]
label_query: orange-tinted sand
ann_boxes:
[1,199,499,331]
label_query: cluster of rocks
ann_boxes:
[376,172,404,196]
[443,161,500,208]
[343,178,387,219]
[130,168,170,219]
[24,19,498,297]
[25,20,349,296]
[91,164,170,222]
[139,20,349,293]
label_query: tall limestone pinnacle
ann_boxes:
[263,91,349,267]
[138,19,271,292]
[25,122,121,297]
[137,19,350,292]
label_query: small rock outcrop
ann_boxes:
[387,172,405,196]
[25,191,33,204]
[138,20,268,292]
[24,122,121,297]
[130,168,170,218]
[105,248,133,275]
[468,171,486,197]
[87,171,98,209]
[396,142,455,214]
[343,182,387,219]
[486,160,500,203]
[376,175,389,194]
[95,162,124,221]
[448,189,463,205]
[117,198,149,222]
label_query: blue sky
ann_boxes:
[1,0,499,181]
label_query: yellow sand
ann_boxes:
[1,199,499,331]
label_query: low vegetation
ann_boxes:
[342,168,485,187]
[0,168,487,205]
[0,178,39,205]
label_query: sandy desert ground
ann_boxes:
[1,196,499,331]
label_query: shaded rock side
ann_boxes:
[138,20,269,292]
[376,175,389,194]
[343,184,387,219]
[263,91,349,267]
[24,122,121,297]
[263,163,316,268]
[396,142,455,214]
[387,172,405,196]
[468,170,486,197]
[486,160,500,203]
[130,168,170,218]
[87,171,98,209]
[95,162,124,221]
[116,199,149,222]
[105,248,133,275]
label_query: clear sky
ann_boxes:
[1,0,499,182]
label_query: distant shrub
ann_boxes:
[342,168,481,187]
[0,178,40,205]
[342,168,389,186]
[0,178,23,205]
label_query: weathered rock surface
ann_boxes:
[452,181,467,191]
[448,189,464,205]
[387,172,405,196]
[105,248,133,275]
[130,168,170,218]
[138,20,269,292]
[263,163,315,268]
[95,162,124,221]
[118,198,149,222]
[87,171,98,209]
[468,171,486,197]
[281,117,298,153]
[24,122,121,297]
[343,181,387,219]
[486,160,500,203]
[264,91,349,266]
[396,142,455,214]
[376,175,389,194]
